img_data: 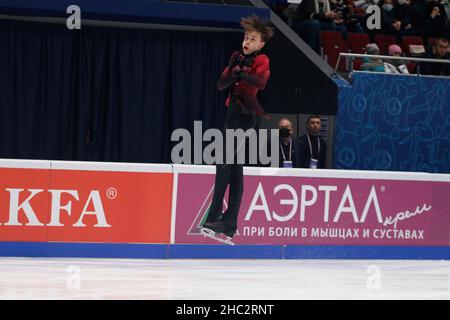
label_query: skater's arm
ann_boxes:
[217,66,240,91]
[217,51,243,91]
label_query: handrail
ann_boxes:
[334,52,450,74]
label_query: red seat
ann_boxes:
[320,31,344,45]
[352,59,363,71]
[320,31,348,71]
[374,34,397,55]
[406,62,416,73]
[348,33,370,54]
[401,36,424,56]
[353,7,366,15]
[427,37,439,47]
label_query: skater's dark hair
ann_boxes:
[240,15,274,43]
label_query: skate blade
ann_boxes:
[200,228,235,246]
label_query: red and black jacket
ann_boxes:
[217,52,270,117]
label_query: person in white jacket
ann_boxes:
[353,0,381,11]
[384,44,410,73]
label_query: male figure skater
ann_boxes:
[201,15,273,244]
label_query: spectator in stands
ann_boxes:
[411,0,448,38]
[266,0,290,23]
[419,37,450,75]
[290,1,322,53]
[395,0,417,35]
[292,0,348,45]
[380,0,417,40]
[317,0,349,39]
[411,0,429,36]
[443,0,450,16]
[446,18,450,39]
[331,0,365,33]
[277,118,301,168]
[297,116,327,169]
[426,0,449,38]
[354,0,381,11]
[384,44,410,72]
[360,43,386,71]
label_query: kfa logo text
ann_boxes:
[0,188,111,227]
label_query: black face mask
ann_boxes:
[279,127,291,138]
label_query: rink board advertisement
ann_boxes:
[173,166,450,246]
[0,160,173,243]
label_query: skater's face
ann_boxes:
[242,31,265,55]
[307,117,321,136]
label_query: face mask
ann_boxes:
[382,3,394,11]
[279,127,291,138]
[397,0,407,5]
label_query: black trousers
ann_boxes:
[206,103,257,226]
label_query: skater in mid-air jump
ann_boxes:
[200,15,273,245]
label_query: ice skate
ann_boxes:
[200,227,235,246]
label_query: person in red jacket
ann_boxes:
[201,15,274,243]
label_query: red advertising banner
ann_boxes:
[0,160,173,244]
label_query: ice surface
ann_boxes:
[0,258,449,299]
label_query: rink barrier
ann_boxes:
[1,242,450,260]
[0,159,173,244]
[1,159,450,259]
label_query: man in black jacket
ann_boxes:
[290,0,333,53]
[420,38,450,76]
[297,116,327,169]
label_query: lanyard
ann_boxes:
[306,134,320,158]
[280,139,292,161]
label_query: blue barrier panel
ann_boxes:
[0,242,169,259]
[0,0,270,28]
[2,242,450,259]
[334,73,450,173]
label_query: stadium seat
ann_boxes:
[374,34,397,55]
[353,7,366,15]
[320,31,344,44]
[348,33,369,54]
[401,36,424,56]
[352,59,363,71]
[427,38,439,47]
[406,62,417,74]
[320,31,349,71]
